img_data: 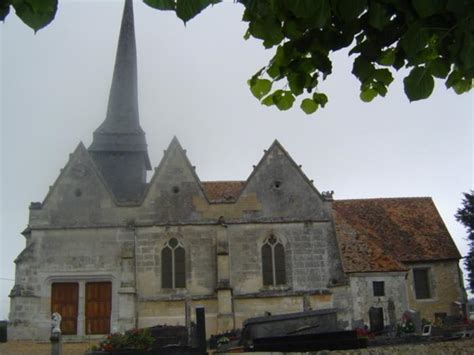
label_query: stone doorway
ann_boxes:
[369,307,384,332]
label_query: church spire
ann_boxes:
[89,0,151,201]
[89,0,150,165]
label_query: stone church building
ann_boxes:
[8,0,466,340]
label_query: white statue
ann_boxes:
[51,312,62,334]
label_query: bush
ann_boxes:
[97,328,154,352]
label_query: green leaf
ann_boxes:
[372,81,388,96]
[144,0,175,10]
[333,0,367,22]
[313,0,331,27]
[285,0,318,19]
[360,88,378,102]
[352,56,375,82]
[249,79,272,99]
[446,0,468,14]
[452,79,472,94]
[248,19,267,40]
[307,74,319,91]
[249,17,285,48]
[446,69,473,94]
[175,0,219,23]
[288,73,308,95]
[294,58,314,73]
[310,0,331,28]
[300,98,318,114]
[373,69,394,85]
[393,51,406,70]
[446,70,462,88]
[272,46,289,67]
[267,61,281,79]
[261,94,275,106]
[11,0,57,32]
[460,33,474,71]
[313,93,328,107]
[413,0,446,18]
[378,49,396,66]
[243,29,251,40]
[273,90,295,110]
[428,58,450,78]
[312,51,332,75]
[368,1,390,30]
[400,23,430,59]
[403,66,435,101]
[0,1,10,21]
[282,20,302,40]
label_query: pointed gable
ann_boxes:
[240,140,329,221]
[143,137,207,223]
[38,143,116,226]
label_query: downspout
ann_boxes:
[132,223,139,329]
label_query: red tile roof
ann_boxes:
[333,197,461,273]
[201,181,245,203]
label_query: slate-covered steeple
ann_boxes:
[89,0,151,201]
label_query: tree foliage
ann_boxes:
[2,0,473,114]
[456,191,474,293]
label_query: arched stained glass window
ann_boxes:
[261,235,286,286]
[161,238,186,289]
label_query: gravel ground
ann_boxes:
[0,340,96,355]
[1,338,474,355]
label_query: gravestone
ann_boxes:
[0,320,7,342]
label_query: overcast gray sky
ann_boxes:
[1,0,473,319]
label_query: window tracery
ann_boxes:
[262,234,286,286]
[161,238,185,289]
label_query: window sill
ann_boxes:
[260,285,291,293]
[414,297,436,302]
[159,288,188,297]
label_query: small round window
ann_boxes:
[273,180,282,189]
[172,186,180,194]
[74,188,82,197]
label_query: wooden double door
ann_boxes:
[51,282,111,335]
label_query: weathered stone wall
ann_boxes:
[133,220,350,335]
[234,295,303,328]
[9,228,131,339]
[406,260,466,321]
[137,298,218,337]
[330,285,353,329]
[349,272,408,328]
[135,225,217,298]
[232,289,354,331]
[8,140,353,339]
[229,222,345,295]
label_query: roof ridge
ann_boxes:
[202,180,245,183]
[335,196,432,202]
